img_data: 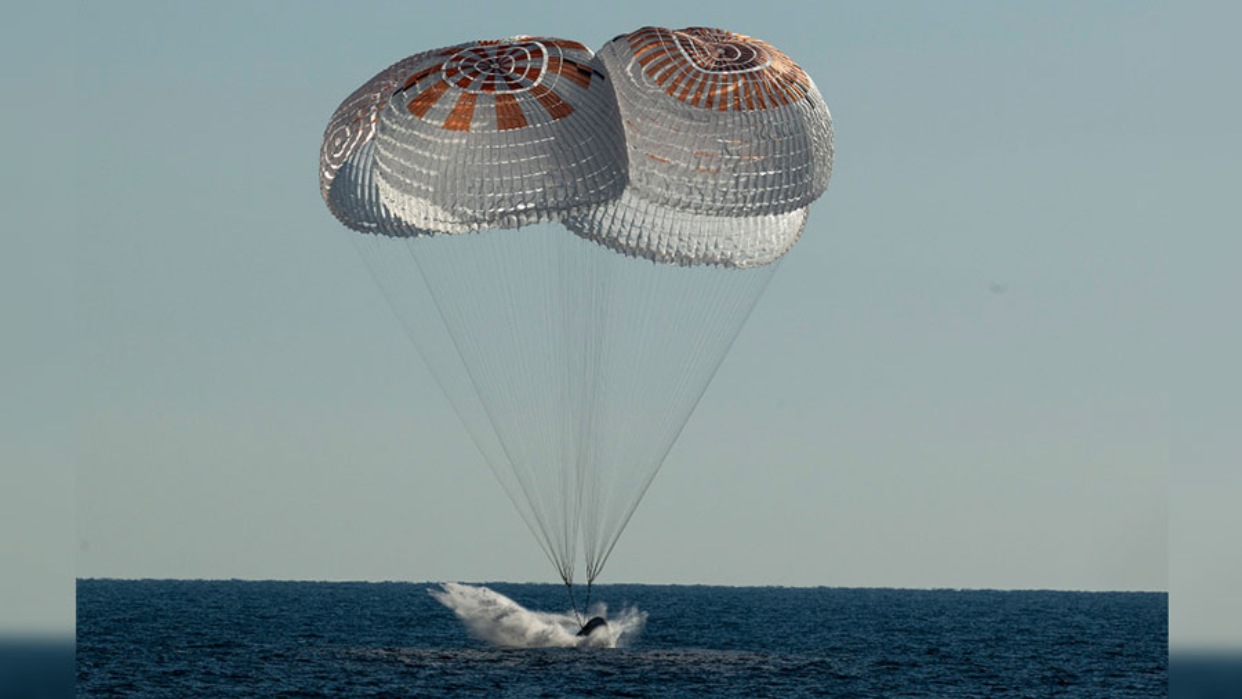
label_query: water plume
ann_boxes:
[428,583,645,649]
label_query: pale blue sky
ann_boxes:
[4,1,1236,645]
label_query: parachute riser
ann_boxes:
[563,578,584,628]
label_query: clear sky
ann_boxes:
[5,1,1237,646]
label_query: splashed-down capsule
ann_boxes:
[576,617,609,637]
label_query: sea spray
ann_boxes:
[428,582,646,648]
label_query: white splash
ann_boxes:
[428,582,646,648]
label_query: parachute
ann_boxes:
[319,27,833,611]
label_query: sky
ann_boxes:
[3,1,1237,648]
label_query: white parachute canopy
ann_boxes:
[319,28,833,590]
[565,26,833,268]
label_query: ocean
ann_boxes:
[76,579,1166,697]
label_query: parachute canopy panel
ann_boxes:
[373,38,629,234]
[320,52,441,237]
[562,187,810,268]
[562,26,833,267]
[596,26,833,218]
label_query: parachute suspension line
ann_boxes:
[396,227,617,585]
[601,260,780,577]
[577,254,783,583]
[354,228,783,592]
[356,223,786,595]
[409,231,577,583]
[564,578,584,628]
[554,233,591,589]
[563,234,603,601]
[571,235,614,593]
[354,229,577,584]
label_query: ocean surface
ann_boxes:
[77,579,1166,698]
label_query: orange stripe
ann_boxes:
[770,72,792,105]
[530,84,573,120]
[751,75,769,109]
[738,75,756,109]
[664,66,692,100]
[753,74,774,108]
[631,32,667,62]
[695,73,719,107]
[443,92,476,131]
[775,74,795,106]
[679,70,703,105]
[634,42,663,64]
[760,73,786,107]
[407,80,449,118]
[494,93,527,130]
[702,74,722,109]
[782,70,809,101]
[401,64,442,91]
[629,29,660,51]
[548,57,592,90]
[541,38,589,52]
[644,55,674,84]
[723,76,742,112]
[779,77,801,105]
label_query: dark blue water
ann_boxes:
[77,580,1166,697]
